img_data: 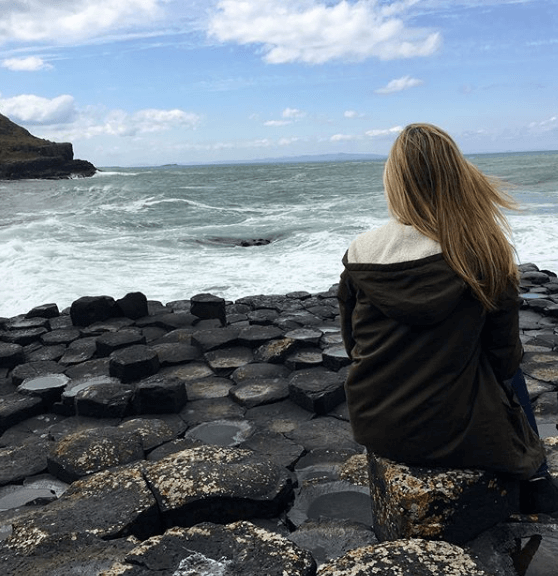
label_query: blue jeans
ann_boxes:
[508,369,548,476]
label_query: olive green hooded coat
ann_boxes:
[338,220,545,479]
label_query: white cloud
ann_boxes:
[375,75,423,94]
[278,137,299,145]
[264,120,292,127]
[331,133,357,142]
[1,56,53,71]
[0,0,163,45]
[282,107,306,119]
[0,94,76,124]
[344,110,361,118]
[365,126,403,137]
[208,0,441,64]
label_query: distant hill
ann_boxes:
[0,113,96,180]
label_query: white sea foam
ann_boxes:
[1,156,557,318]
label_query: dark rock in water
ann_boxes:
[206,236,274,247]
[47,426,144,482]
[0,113,96,180]
[109,521,315,576]
[25,303,60,319]
[70,296,118,327]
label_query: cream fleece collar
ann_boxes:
[347,219,442,265]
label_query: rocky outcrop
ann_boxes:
[0,262,557,574]
[0,113,96,180]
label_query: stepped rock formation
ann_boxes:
[0,113,96,180]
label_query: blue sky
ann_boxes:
[0,0,556,166]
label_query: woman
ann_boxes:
[338,123,557,514]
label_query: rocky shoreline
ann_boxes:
[0,113,96,180]
[0,262,557,575]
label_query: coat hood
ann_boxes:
[342,221,468,326]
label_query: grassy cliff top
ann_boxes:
[0,113,61,161]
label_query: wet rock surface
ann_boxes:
[0,263,556,575]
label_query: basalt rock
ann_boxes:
[0,265,556,574]
[0,113,96,180]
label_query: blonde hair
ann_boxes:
[384,123,519,311]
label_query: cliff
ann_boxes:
[0,113,96,179]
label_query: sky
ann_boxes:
[0,0,556,167]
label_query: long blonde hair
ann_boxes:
[384,123,519,311]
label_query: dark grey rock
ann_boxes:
[231,362,290,383]
[285,328,323,347]
[229,378,290,409]
[0,393,44,434]
[109,344,159,383]
[287,480,372,528]
[254,337,298,363]
[238,324,284,347]
[191,326,240,352]
[7,465,161,546]
[47,426,144,483]
[60,375,120,412]
[161,361,214,382]
[322,345,351,371]
[143,445,294,527]
[17,373,70,407]
[96,329,146,357]
[289,519,376,567]
[25,343,66,363]
[247,308,279,325]
[0,343,24,369]
[11,360,65,386]
[289,369,346,414]
[116,291,149,319]
[190,293,226,325]
[180,397,245,427]
[118,417,176,452]
[185,377,234,400]
[286,348,324,370]
[240,429,304,470]
[74,381,134,418]
[46,415,122,442]
[25,303,60,319]
[0,532,137,576]
[40,328,81,346]
[133,373,187,414]
[0,327,48,346]
[285,417,360,452]
[64,358,111,380]
[318,539,493,575]
[204,346,254,375]
[0,437,53,486]
[70,295,118,327]
[149,342,201,366]
[185,419,253,447]
[109,521,316,576]
[246,399,314,434]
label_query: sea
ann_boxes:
[1,151,557,319]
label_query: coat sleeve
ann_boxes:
[481,283,524,382]
[337,264,357,359]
